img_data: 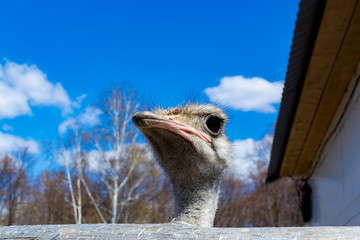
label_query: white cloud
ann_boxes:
[72,94,87,109]
[58,118,76,135]
[55,149,73,167]
[56,148,113,172]
[86,150,102,171]
[80,106,102,126]
[204,75,284,113]
[86,150,116,172]
[59,106,102,134]
[0,131,40,154]
[230,135,273,181]
[0,61,72,119]
[1,124,13,131]
[86,144,152,172]
[57,143,152,173]
[0,81,31,118]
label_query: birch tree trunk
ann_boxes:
[77,86,143,224]
[58,130,84,224]
[75,131,82,224]
[62,147,81,224]
[55,86,146,224]
[104,87,140,223]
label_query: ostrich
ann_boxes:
[132,104,231,227]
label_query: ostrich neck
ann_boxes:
[171,178,221,227]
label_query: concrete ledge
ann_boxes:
[0,223,360,239]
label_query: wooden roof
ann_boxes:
[267,0,360,182]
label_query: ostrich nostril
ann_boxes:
[132,114,145,127]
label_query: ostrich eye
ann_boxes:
[205,116,222,134]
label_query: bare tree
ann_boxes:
[55,128,89,224]
[215,135,304,227]
[19,170,72,225]
[0,148,33,225]
[247,136,303,227]
[90,86,143,223]
[52,86,160,224]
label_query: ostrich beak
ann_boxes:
[132,111,211,143]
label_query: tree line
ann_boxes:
[0,86,305,227]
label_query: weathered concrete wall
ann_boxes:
[0,223,360,239]
[310,71,360,225]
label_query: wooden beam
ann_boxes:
[294,1,360,175]
[0,224,360,239]
[280,0,360,177]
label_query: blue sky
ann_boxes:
[0,0,300,175]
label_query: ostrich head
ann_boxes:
[132,104,231,227]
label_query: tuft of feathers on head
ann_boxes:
[152,103,228,122]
